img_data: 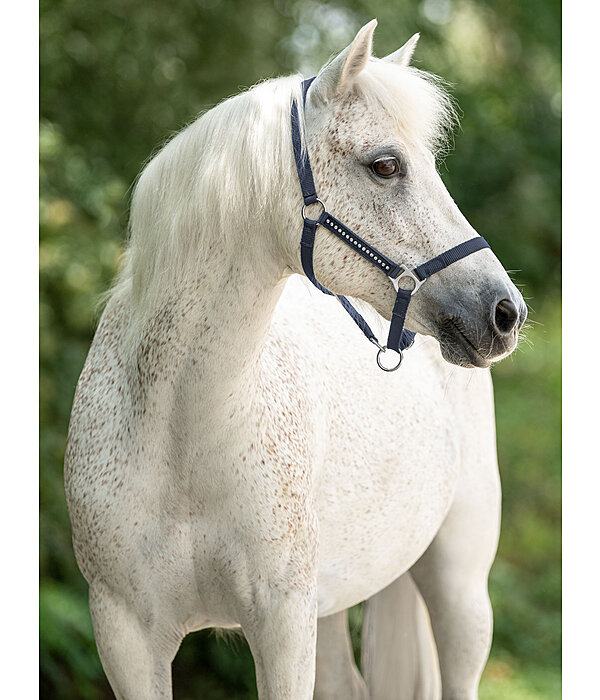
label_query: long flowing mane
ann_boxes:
[108,60,456,342]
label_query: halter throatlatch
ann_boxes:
[291,77,490,371]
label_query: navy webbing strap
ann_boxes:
[413,237,490,281]
[290,78,318,206]
[387,290,413,354]
[293,78,379,344]
[290,77,490,369]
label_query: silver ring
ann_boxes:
[391,267,424,296]
[302,198,325,221]
[376,347,403,372]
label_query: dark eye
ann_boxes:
[371,157,402,178]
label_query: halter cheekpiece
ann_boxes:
[291,77,490,371]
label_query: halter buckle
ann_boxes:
[390,266,424,295]
[369,337,385,352]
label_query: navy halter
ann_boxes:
[291,77,490,371]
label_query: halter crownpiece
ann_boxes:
[291,77,490,371]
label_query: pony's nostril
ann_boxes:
[494,298,519,335]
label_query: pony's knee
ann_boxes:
[89,584,179,700]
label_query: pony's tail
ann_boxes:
[361,572,441,700]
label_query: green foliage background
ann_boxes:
[40,0,561,698]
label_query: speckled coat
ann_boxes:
[65,21,525,700]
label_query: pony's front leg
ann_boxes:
[240,573,318,700]
[245,585,318,699]
[410,451,501,700]
[88,581,182,700]
[232,499,320,700]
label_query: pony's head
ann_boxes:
[290,20,526,368]
[121,20,525,368]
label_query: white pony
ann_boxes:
[65,21,526,700]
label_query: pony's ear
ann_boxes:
[382,33,420,67]
[310,19,377,103]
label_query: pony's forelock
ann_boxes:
[356,59,458,156]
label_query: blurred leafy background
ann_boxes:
[40,0,561,698]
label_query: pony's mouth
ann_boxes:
[437,318,491,369]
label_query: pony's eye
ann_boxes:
[371,157,401,178]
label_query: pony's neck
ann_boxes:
[192,245,289,375]
[131,236,291,419]
[123,76,306,409]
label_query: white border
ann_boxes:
[563,2,600,698]
[1,0,39,694]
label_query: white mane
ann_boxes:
[108,60,456,338]
[110,76,306,317]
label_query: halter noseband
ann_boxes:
[291,77,490,371]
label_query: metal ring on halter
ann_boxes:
[376,346,403,372]
[302,198,325,221]
[390,266,425,295]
